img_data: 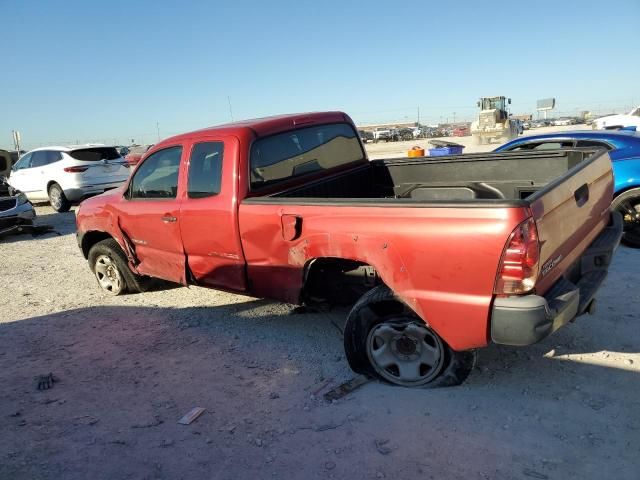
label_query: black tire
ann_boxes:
[48,183,71,212]
[611,190,640,248]
[344,285,476,388]
[88,238,149,295]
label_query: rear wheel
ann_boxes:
[48,183,71,212]
[344,285,476,387]
[611,191,640,248]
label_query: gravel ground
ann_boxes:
[1,191,639,479]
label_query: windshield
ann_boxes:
[68,147,121,161]
[480,98,505,110]
[249,123,365,190]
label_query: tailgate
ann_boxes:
[529,149,614,294]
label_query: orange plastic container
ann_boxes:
[407,146,425,158]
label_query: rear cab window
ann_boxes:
[69,147,121,161]
[249,123,365,190]
[128,146,182,199]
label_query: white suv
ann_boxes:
[8,145,130,212]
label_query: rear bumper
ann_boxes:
[491,211,623,346]
[64,181,126,201]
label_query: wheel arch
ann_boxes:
[301,257,386,306]
[81,230,115,259]
[612,185,640,200]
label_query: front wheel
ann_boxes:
[344,286,476,388]
[611,191,640,248]
[88,238,149,295]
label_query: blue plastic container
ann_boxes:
[428,146,464,156]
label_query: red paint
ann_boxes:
[76,111,612,352]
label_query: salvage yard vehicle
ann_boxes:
[0,178,36,238]
[358,130,374,143]
[0,150,12,178]
[373,127,392,142]
[496,129,640,247]
[594,105,640,130]
[76,111,622,388]
[125,145,154,166]
[8,145,130,212]
[470,96,519,144]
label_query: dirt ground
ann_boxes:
[1,132,639,479]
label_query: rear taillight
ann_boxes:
[494,217,539,295]
[64,166,89,173]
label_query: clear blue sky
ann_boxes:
[1,0,639,149]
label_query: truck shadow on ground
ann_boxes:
[1,300,637,394]
[2,301,638,479]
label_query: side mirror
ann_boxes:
[508,98,512,104]
[476,101,480,107]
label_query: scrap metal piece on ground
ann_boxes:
[323,375,370,401]
[35,373,57,391]
[374,438,392,455]
[178,407,206,425]
[312,378,334,396]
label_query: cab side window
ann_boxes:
[187,142,223,198]
[128,146,182,199]
[30,150,62,168]
[30,151,50,168]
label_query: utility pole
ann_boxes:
[417,106,420,125]
[12,130,21,152]
[156,122,160,142]
[453,112,456,124]
[227,96,234,122]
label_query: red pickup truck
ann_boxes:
[76,112,622,388]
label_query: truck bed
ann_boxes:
[261,150,592,204]
[241,149,613,304]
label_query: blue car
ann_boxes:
[496,129,640,247]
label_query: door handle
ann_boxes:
[574,184,589,207]
[161,215,177,223]
[281,214,302,241]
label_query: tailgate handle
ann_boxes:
[281,214,302,241]
[574,184,589,207]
